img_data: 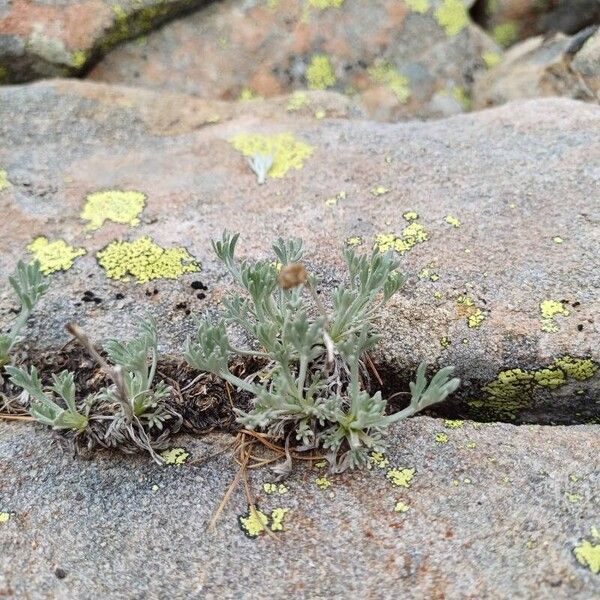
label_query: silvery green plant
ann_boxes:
[7,318,182,463]
[0,260,48,368]
[185,232,460,472]
[248,154,274,185]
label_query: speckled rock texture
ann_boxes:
[0,80,599,424]
[473,27,600,108]
[88,0,499,121]
[0,418,598,598]
[0,0,210,83]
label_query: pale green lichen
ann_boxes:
[286,91,310,112]
[307,0,344,8]
[469,357,597,420]
[493,22,519,48]
[371,185,391,196]
[96,236,199,283]
[482,51,502,68]
[445,214,461,227]
[406,0,430,14]
[315,476,332,490]
[374,223,428,255]
[160,447,189,465]
[386,467,415,488]
[394,500,410,513]
[306,55,336,90]
[457,295,486,329]
[368,62,411,103]
[27,237,86,275]
[81,190,146,231]
[0,169,11,192]
[230,133,314,178]
[574,530,600,574]
[263,483,288,495]
[434,0,469,36]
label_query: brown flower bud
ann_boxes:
[278,263,308,290]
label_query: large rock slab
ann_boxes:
[0,79,599,424]
[88,0,499,120]
[0,418,598,598]
[0,0,210,83]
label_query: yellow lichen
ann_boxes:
[0,512,10,523]
[230,133,314,178]
[374,223,428,255]
[567,493,582,503]
[238,87,263,101]
[444,215,461,227]
[493,22,519,48]
[482,51,502,68]
[368,61,411,103]
[315,476,332,490]
[70,50,87,69]
[325,190,346,206]
[444,419,463,429]
[346,236,363,247]
[435,432,449,444]
[81,190,146,231]
[263,483,288,495]
[553,357,596,380]
[369,452,389,469]
[465,441,476,449]
[405,0,430,14]
[160,447,189,465]
[574,535,600,574]
[403,211,419,221]
[308,0,344,8]
[451,86,471,110]
[540,300,570,332]
[314,460,328,469]
[306,55,336,90]
[457,295,486,329]
[533,367,565,389]
[440,336,451,349]
[27,237,86,275]
[434,0,469,36]
[314,108,327,120]
[239,505,269,538]
[553,236,564,244]
[371,185,391,196]
[270,507,289,532]
[286,91,310,112]
[394,501,410,513]
[0,169,11,192]
[386,467,415,488]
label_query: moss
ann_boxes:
[386,467,415,488]
[27,237,86,275]
[375,223,428,255]
[444,214,461,227]
[81,190,146,231]
[493,22,519,48]
[482,51,502,69]
[368,62,411,103]
[0,169,11,192]
[434,0,469,36]
[286,91,310,112]
[97,236,199,283]
[405,0,430,14]
[574,534,600,574]
[160,447,189,465]
[230,133,314,179]
[394,501,410,513]
[306,55,336,90]
[457,295,486,329]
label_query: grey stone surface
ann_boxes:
[0,81,599,424]
[0,418,598,598]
